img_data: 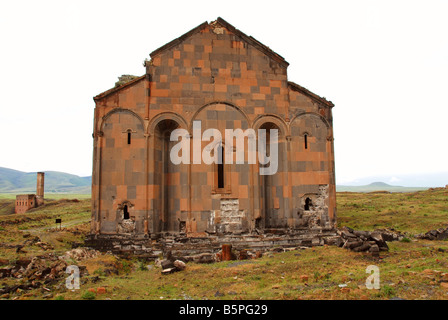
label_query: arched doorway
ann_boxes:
[154,119,180,233]
[259,122,283,228]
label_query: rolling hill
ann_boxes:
[336,182,429,193]
[0,167,91,194]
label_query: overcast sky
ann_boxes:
[0,0,447,185]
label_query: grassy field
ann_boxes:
[337,189,448,234]
[0,188,447,300]
[0,198,91,261]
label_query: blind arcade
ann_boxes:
[170,120,279,175]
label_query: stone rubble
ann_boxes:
[0,235,54,253]
[415,227,448,240]
[0,253,68,295]
[0,248,100,295]
[157,250,189,274]
[327,226,405,256]
[58,248,100,262]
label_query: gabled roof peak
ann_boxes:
[288,81,335,108]
[149,17,289,68]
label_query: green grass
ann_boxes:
[53,240,448,301]
[0,198,91,261]
[337,186,429,193]
[2,188,448,300]
[0,199,15,215]
[81,290,96,300]
[336,188,448,234]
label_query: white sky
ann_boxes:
[0,0,447,185]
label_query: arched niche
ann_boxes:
[153,118,185,233]
[98,109,145,234]
[257,121,287,229]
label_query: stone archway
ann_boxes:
[258,121,286,228]
[154,119,182,233]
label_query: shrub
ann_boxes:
[93,268,106,277]
[381,285,395,297]
[81,290,96,300]
[137,260,148,271]
[120,260,132,273]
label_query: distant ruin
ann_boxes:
[15,172,44,214]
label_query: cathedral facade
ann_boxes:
[90,18,336,242]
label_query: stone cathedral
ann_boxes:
[87,18,337,256]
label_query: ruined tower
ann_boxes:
[36,172,45,206]
[87,18,337,256]
[15,172,45,214]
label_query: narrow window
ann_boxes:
[127,131,131,145]
[123,205,129,220]
[304,134,308,150]
[304,197,312,211]
[217,145,224,189]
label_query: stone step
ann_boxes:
[85,230,337,258]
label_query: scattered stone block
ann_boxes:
[161,268,176,275]
[173,260,186,271]
[161,260,174,270]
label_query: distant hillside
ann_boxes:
[337,172,448,188]
[0,167,436,195]
[337,182,429,193]
[0,167,91,194]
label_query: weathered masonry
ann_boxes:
[87,18,337,257]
